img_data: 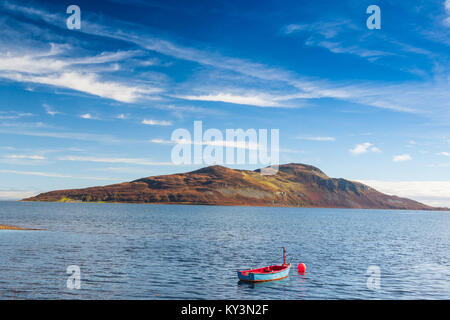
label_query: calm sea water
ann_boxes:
[0,201,449,299]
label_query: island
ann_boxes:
[22,163,448,210]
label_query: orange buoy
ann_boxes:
[297,263,306,273]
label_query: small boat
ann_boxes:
[237,247,291,282]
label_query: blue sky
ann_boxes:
[0,0,449,206]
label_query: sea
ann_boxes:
[0,201,449,299]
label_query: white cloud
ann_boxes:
[142,119,172,126]
[80,113,93,119]
[393,154,412,162]
[350,142,381,155]
[438,151,450,156]
[357,180,450,208]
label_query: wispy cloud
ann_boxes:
[72,50,143,65]
[60,10,437,113]
[180,93,282,107]
[308,40,391,59]
[283,24,307,35]
[0,169,70,178]
[4,71,156,103]
[0,34,160,103]
[282,19,434,63]
[43,103,59,116]
[0,52,68,74]
[88,167,152,174]
[1,1,61,26]
[163,104,222,119]
[0,127,131,144]
[282,20,391,59]
[438,151,450,156]
[58,155,173,166]
[0,111,33,120]
[4,154,45,160]
[297,136,336,141]
[0,169,115,180]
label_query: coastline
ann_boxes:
[20,199,450,211]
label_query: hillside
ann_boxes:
[23,163,442,210]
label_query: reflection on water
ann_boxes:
[0,201,449,299]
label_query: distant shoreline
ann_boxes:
[19,199,450,212]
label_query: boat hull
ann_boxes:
[237,264,291,282]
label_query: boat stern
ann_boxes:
[237,270,254,282]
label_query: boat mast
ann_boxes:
[282,246,286,266]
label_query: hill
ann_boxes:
[23,163,444,210]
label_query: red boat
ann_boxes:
[237,247,292,282]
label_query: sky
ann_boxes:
[0,0,449,207]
